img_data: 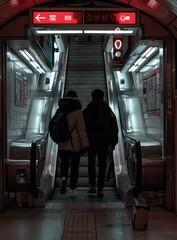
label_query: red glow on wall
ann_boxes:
[33,11,83,24]
[9,0,20,8]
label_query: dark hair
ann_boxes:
[64,90,78,98]
[91,89,104,100]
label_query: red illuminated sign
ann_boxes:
[33,11,83,24]
[31,9,138,26]
[84,11,137,25]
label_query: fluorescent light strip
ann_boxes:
[141,47,153,58]
[32,61,45,72]
[27,60,45,74]
[36,30,83,34]
[145,47,158,58]
[84,30,133,34]
[129,47,158,72]
[129,65,139,72]
[19,50,45,74]
[25,50,35,61]
[19,50,30,61]
[134,57,143,66]
[36,30,133,35]
[137,57,146,66]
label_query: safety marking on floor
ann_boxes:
[109,207,128,214]
[42,202,62,213]
[61,213,97,239]
[42,208,61,214]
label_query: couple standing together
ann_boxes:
[58,89,118,198]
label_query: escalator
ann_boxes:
[113,71,165,207]
[103,43,165,207]
[54,35,115,190]
[65,35,107,108]
[6,36,165,208]
[5,46,68,207]
[6,35,120,208]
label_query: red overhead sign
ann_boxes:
[33,11,83,24]
[32,10,137,25]
[84,11,137,24]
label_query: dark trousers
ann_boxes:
[59,150,80,190]
[88,147,108,191]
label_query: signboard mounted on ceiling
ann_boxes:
[29,7,140,70]
[29,7,140,29]
[33,11,83,25]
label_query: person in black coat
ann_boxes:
[83,89,118,197]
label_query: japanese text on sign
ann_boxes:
[84,11,137,24]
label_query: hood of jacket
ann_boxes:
[58,97,82,113]
[85,100,109,116]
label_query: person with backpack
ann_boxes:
[57,90,89,198]
[83,89,118,197]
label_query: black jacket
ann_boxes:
[83,100,118,149]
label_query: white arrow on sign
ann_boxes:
[35,14,46,22]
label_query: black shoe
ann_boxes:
[97,191,104,198]
[87,186,96,194]
[59,177,67,194]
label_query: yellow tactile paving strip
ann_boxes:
[62,213,97,239]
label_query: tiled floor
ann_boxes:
[0,188,177,240]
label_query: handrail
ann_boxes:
[30,136,47,197]
[29,50,68,200]
[123,136,142,197]
[30,140,37,197]
[134,139,142,196]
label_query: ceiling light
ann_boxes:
[141,47,153,58]
[129,65,139,72]
[36,30,83,34]
[137,57,146,66]
[147,0,160,9]
[84,30,133,34]
[145,47,158,58]
[19,49,45,74]
[25,50,35,61]
[19,50,30,61]
[36,29,133,35]
[8,51,33,73]
[129,47,158,72]
[134,57,143,66]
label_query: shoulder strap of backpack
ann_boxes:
[64,112,76,147]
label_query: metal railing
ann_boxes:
[123,136,142,197]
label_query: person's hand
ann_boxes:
[80,147,88,156]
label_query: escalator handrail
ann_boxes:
[30,140,37,197]
[29,49,69,198]
[30,136,47,197]
[124,136,142,196]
